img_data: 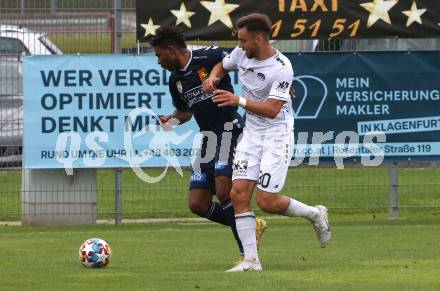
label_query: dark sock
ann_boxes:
[222,200,244,256]
[204,202,229,226]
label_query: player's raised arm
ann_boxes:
[212,89,285,119]
[203,47,239,93]
[202,62,226,93]
[212,57,291,119]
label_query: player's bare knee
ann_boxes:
[230,185,240,197]
[229,187,239,204]
[230,187,246,205]
[188,197,209,216]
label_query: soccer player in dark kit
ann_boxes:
[149,26,267,266]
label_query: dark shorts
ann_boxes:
[189,126,242,192]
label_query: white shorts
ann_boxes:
[232,130,293,193]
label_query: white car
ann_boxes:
[0,25,62,55]
[0,55,23,165]
[0,26,62,165]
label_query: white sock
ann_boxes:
[235,212,259,263]
[283,198,319,221]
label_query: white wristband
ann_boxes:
[238,96,247,108]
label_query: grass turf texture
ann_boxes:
[47,33,235,55]
[1,214,440,290]
[1,167,440,220]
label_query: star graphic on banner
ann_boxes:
[170,3,195,28]
[200,0,239,29]
[360,0,398,28]
[402,1,427,27]
[140,18,160,38]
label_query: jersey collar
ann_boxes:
[180,50,193,72]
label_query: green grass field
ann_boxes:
[1,166,440,221]
[48,33,235,55]
[49,33,137,54]
[1,213,440,290]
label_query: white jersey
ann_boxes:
[223,47,294,135]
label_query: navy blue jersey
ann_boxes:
[169,46,243,132]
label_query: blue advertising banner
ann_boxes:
[288,50,440,163]
[24,51,440,169]
[23,55,241,169]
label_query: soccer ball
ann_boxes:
[79,238,112,268]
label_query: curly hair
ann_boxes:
[148,26,187,49]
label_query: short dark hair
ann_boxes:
[148,26,186,49]
[235,13,272,35]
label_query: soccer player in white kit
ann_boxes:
[203,13,331,272]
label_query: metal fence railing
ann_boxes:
[2,164,440,221]
[1,0,440,222]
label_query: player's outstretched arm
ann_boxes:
[212,89,285,119]
[160,109,193,129]
[173,109,193,124]
[203,62,228,93]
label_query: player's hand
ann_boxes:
[212,89,239,107]
[159,115,171,124]
[202,77,220,93]
[159,115,177,131]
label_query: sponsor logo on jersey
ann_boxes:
[190,172,207,183]
[276,81,290,94]
[233,160,248,176]
[197,67,209,81]
[257,72,265,81]
[183,85,215,107]
[176,81,183,93]
[215,161,227,170]
[276,57,285,66]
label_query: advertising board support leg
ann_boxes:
[111,0,121,54]
[21,168,97,225]
[389,162,399,219]
[115,168,122,225]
